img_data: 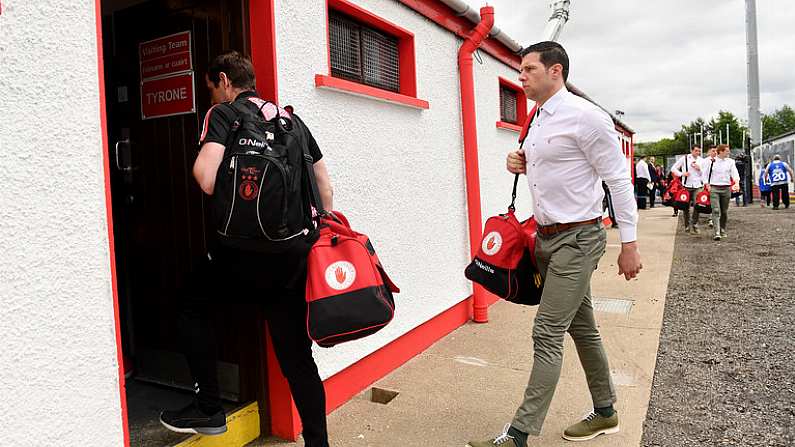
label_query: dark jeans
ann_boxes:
[636,178,650,208]
[179,247,329,447]
[649,184,657,208]
[771,184,790,208]
[762,190,771,206]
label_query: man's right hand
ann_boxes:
[507,149,526,174]
[682,171,690,177]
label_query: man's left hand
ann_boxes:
[617,241,642,281]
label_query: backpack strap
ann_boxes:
[290,111,326,218]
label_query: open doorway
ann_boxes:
[99,0,270,444]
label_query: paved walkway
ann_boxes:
[257,207,678,446]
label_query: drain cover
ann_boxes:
[592,297,633,315]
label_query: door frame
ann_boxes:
[94,0,286,444]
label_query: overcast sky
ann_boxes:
[481,0,795,142]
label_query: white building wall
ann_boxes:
[0,1,125,446]
[275,0,474,379]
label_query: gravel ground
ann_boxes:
[642,205,795,447]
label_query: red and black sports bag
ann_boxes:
[305,212,399,347]
[464,107,544,306]
[464,177,543,306]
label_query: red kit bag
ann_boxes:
[694,189,712,214]
[674,188,691,210]
[305,212,399,348]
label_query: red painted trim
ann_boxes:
[248,0,302,440]
[323,297,472,411]
[496,121,522,132]
[397,0,520,70]
[250,0,279,102]
[94,2,130,445]
[266,327,301,440]
[315,74,430,109]
[326,0,419,98]
[458,6,494,323]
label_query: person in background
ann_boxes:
[635,155,652,209]
[759,159,772,207]
[765,154,793,210]
[734,154,748,207]
[701,144,740,240]
[670,146,704,233]
[648,156,659,208]
[666,171,679,217]
[702,148,717,227]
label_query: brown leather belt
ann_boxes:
[537,218,601,237]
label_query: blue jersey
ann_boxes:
[767,161,790,185]
[758,169,772,192]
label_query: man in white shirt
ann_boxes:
[635,156,652,209]
[670,146,704,233]
[701,144,740,240]
[468,41,641,447]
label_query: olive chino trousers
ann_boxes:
[512,223,617,436]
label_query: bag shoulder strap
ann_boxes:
[707,159,715,185]
[509,104,539,211]
[290,111,325,217]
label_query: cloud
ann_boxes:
[483,0,795,141]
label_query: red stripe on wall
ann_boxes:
[94,1,130,445]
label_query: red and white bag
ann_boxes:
[305,212,399,347]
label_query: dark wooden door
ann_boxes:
[103,0,260,402]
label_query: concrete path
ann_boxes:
[256,207,678,446]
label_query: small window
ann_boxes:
[330,12,400,93]
[500,85,519,124]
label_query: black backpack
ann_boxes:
[212,98,318,253]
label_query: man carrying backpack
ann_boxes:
[159,51,333,447]
[765,154,794,210]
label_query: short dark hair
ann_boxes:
[520,41,569,82]
[207,50,256,90]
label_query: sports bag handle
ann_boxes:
[509,104,539,212]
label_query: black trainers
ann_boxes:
[160,400,227,435]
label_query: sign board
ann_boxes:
[139,31,193,80]
[140,72,196,120]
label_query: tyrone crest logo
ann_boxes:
[325,261,356,291]
[239,180,259,201]
[482,231,503,256]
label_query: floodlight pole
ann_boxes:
[746,0,761,203]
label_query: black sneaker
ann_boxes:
[160,401,227,435]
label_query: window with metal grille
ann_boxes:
[500,85,519,124]
[329,11,400,93]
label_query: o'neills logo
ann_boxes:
[325,261,356,291]
[482,231,503,256]
[475,259,495,274]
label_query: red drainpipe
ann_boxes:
[459,6,494,323]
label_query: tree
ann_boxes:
[762,105,795,140]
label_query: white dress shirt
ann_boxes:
[635,159,651,181]
[670,154,704,188]
[701,157,740,186]
[525,87,638,243]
